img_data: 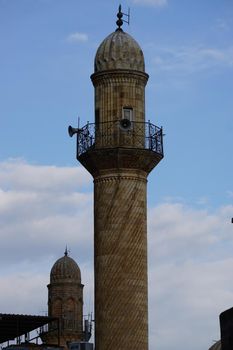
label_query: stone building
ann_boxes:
[69,6,164,350]
[41,249,86,348]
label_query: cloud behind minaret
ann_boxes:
[66,32,89,43]
[0,159,232,349]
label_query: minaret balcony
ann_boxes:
[70,120,163,157]
[69,120,164,175]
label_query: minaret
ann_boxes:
[69,7,163,350]
[43,250,84,348]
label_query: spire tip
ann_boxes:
[116,4,123,30]
[64,246,68,256]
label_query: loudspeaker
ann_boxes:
[68,125,79,137]
[120,118,132,130]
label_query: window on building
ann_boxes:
[122,107,133,121]
[95,108,100,128]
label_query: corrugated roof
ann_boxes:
[0,314,58,344]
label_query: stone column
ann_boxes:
[94,169,148,350]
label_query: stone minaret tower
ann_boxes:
[69,7,163,350]
[43,250,84,348]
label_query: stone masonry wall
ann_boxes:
[94,170,148,350]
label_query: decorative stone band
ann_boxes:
[94,173,148,184]
[91,69,149,87]
[47,282,84,287]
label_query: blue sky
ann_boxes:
[0,1,233,350]
[0,0,232,208]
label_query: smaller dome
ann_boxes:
[50,252,81,283]
[94,29,145,73]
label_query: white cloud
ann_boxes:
[0,159,93,266]
[131,0,167,7]
[149,45,233,74]
[0,273,47,315]
[66,32,88,43]
[196,196,210,206]
[0,159,233,350]
[148,202,233,350]
[0,158,91,191]
[149,258,233,349]
[216,18,229,31]
[148,202,233,265]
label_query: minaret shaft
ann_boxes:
[94,170,148,350]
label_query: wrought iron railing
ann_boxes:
[70,120,163,158]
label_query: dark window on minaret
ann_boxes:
[95,109,100,128]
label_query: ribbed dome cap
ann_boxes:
[94,29,145,72]
[50,252,81,283]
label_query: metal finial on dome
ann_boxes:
[116,4,123,30]
[116,5,130,31]
[64,246,68,256]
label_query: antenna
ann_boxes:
[125,7,130,25]
[121,6,130,25]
